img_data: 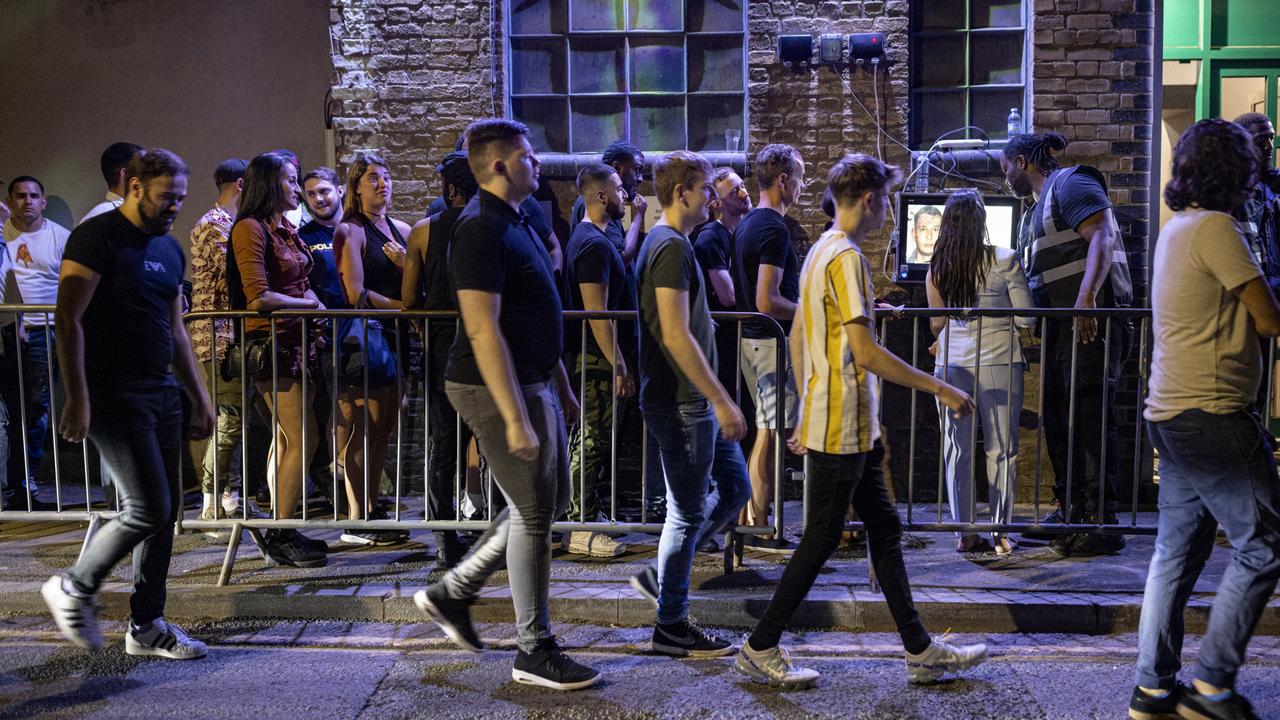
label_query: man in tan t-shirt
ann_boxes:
[1131,118,1280,720]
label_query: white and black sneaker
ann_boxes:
[511,638,601,691]
[414,585,483,652]
[629,567,659,608]
[905,635,988,684]
[125,617,208,660]
[652,619,734,658]
[40,575,103,650]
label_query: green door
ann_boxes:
[1210,64,1280,163]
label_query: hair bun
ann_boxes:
[1043,131,1069,152]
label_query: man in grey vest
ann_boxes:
[1002,131,1132,558]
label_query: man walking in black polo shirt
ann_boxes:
[413,119,598,691]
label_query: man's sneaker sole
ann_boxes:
[125,636,208,660]
[40,576,102,650]
[1127,709,1179,720]
[652,639,735,659]
[262,552,327,568]
[413,590,483,653]
[906,647,988,684]
[511,667,601,691]
[734,653,819,689]
[339,532,400,547]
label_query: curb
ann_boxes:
[5,581,1277,635]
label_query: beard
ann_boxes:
[311,203,339,222]
[1007,171,1035,199]
[605,198,626,221]
[138,196,175,236]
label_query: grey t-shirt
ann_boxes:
[637,224,716,406]
[1146,208,1264,422]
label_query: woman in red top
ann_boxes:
[230,152,327,568]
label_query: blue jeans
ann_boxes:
[1137,410,1280,690]
[22,326,55,487]
[643,398,751,625]
[66,387,183,625]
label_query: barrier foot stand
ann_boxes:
[867,560,880,595]
[216,523,245,587]
[75,514,103,565]
[723,531,735,575]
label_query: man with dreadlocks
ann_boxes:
[1001,131,1133,558]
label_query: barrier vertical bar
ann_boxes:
[14,309,32,510]
[968,315,983,529]
[609,314,619,523]
[332,312,341,522]
[270,316,280,521]
[42,316,62,511]
[773,320,785,540]
[211,316,221,515]
[240,316,250,521]
[937,316,950,524]
[1097,316,1112,529]
[423,316,432,521]
[579,318,587,523]
[1033,313,1047,522]
[1004,316,1017,535]
[362,315,371,523]
[1065,317,1080,524]
[907,316,919,524]
[1131,316,1149,527]
[300,316,309,522]
[394,316,403,522]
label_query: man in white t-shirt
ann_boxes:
[79,143,143,225]
[1130,118,1280,720]
[2,176,69,501]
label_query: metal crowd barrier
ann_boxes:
[3,302,1230,585]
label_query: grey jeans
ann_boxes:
[441,380,570,653]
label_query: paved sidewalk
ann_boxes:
[1,501,1276,634]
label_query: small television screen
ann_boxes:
[894,192,1023,284]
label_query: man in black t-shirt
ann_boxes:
[732,144,804,552]
[694,167,752,409]
[561,164,637,557]
[570,140,648,266]
[413,119,599,692]
[1003,132,1132,557]
[42,148,214,660]
[631,150,750,659]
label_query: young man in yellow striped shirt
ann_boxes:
[735,154,986,688]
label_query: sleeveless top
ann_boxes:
[422,206,462,311]
[360,217,404,303]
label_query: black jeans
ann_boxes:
[425,325,476,525]
[750,442,930,654]
[1040,317,1126,517]
[66,387,182,625]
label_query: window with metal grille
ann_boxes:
[909,0,1029,147]
[506,0,747,155]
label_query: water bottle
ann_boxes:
[1007,107,1023,139]
[913,151,929,193]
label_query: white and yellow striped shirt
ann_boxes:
[796,229,880,454]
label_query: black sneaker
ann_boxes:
[414,584,483,652]
[629,567,658,608]
[370,508,411,543]
[742,534,797,555]
[652,619,734,658]
[1050,533,1077,557]
[1070,531,1126,557]
[1177,686,1259,720]
[512,638,601,691]
[340,529,404,547]
[1022,506,1067,541]
[294,530,329,553]
[1127,683,1182,720]
[697,536,721,554]
[263,529,327,568]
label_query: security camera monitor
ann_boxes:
[894,192,1022,284]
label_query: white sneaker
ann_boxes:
[126,617,208,660]
[199,506,230,541]
[222,491,265,518]
[40,575,103,650]
[562,531,626,557]
[735,640,820,689]
[905,636,988,684]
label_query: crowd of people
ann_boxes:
[1,112,1278,716]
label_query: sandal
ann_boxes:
[956,534,994,553]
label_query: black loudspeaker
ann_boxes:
[848,32,886,61]
[778,35,813,67]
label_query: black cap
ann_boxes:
[437,151,476,194]
[213,158,248,186]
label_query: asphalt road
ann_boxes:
[2,618,1279,719]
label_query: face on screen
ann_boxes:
[910,208,942,260]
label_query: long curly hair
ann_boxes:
[929,189,994,310]
[1164,118,1258,213]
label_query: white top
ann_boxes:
[0,237,14,328]
[936,246,1036,368]
[78,192,124,225]
[1146,209,1263,423]
[2,217,70,327]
